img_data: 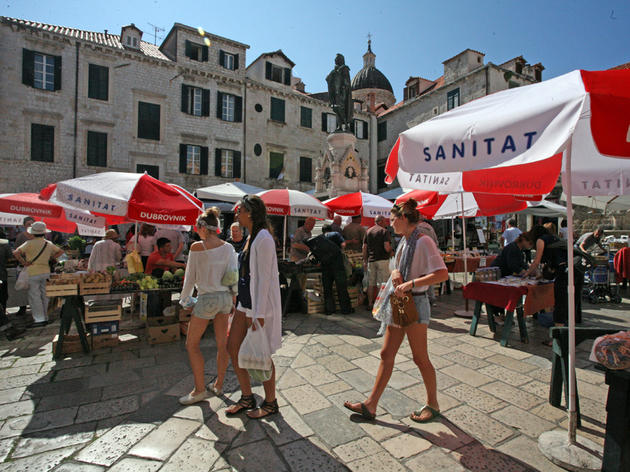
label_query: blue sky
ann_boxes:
[7,0,630,101]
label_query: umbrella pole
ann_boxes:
[451,217,455,251]
[283,214,287,260]
[454,194,473,318]
[538,139,602,470]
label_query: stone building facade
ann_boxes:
[0,17,373,195]
[374,49,544,192]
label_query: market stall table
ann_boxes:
[448,255,497,273]
[464,279,554,346]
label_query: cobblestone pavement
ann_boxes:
[0,286,628,471]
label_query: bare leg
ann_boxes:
[344,325,405,416]
[246,362,277,419]
[186,315,211,395]
[226,310,252,413]
[367,285,376,306]
[212,313,230,391]
[406,323,439,421]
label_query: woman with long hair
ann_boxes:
[178,207,237,405]
[226,195,282,419]
[130,224,156,269]
[344,199,448,422]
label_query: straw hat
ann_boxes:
[104,229,119,240]
[27,221,47,235]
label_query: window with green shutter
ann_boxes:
[269,152,284,179]
[299,156,312,182]
[31,124,54,162]
[184,40,208,62]
[377,121,387,142]
[300,107,312,128]
[87,131,107,167]
[22,49,61,91]
[270,97,285,123]
[447,88,460,110]
[138,101,160,140]
[354,119,368,139]
[88,64,109,100]
[136,164,159,179]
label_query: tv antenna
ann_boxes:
[147,22,165,45]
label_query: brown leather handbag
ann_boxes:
[389,292,419,327]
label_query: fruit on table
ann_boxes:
[174,268,185,278]
[162,270,174,281]
[139,276,159,290]
[82,272,109,283]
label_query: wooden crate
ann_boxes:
[52,333,90,354]
[85,301,122,323]
[80,274,112,295]
[46,274,80,297]
[92,334,119,350]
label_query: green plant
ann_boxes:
[67,235,86,252]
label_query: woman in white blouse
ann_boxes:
[178,208,237,405]
[226,195,282,419]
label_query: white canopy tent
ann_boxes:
[520,200,568,217]
[195,182,264,203]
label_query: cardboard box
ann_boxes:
[86,320,119,336]
[92,333,119,350]
[178,306,192,322]
[52,333,90,354]
[146,315,178,327]
[85,300,122,323]
[147,324,180,345]
[180,321,189,336]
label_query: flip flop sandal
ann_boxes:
[410,405,441,423]
[225,394,256,415]
[343,401,376,421]
[247,399,278,420]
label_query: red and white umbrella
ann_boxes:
[323,191,395,219]
[385,68,630,457]
[396,189,527,220]
[40,172,203,226]
[256,189,329,219]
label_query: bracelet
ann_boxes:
[412,279,415,288]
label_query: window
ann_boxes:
[447,88,460,110]
[214,148,241,178]
[265,61,291,85]
[181,85,210,117]
[179,144,208,175]
[216,92,242,122]
[184,40,208,62]
[22,49,61,91]
[269,152,284,179]
[300,107,312,128]
[87,131,107,167]
[219,50,239,70]
[354,119,368,139]
[299,157,312,183]
[377,163,387,189]
[377,121,387,142]
[137,164,159,179]
[137,101,160,140]
[321,113,336,133]
[88,64,109,100]
[270,97,285,123]
[31,124,54,162]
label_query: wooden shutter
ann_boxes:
[363,120,368,139]
[202,89,210,116]
[234,96,242,122]
[283,68,291,85]
[181,84,189,113]
[321,113,327,132]
[219,50,225,67]
[202,45,209,62]
[215,148,222,176]
[200,146,209,175]
[234,54,239,70]
[265,62,272,80]
[233,151,241,178]
[185,40,192,58]
[53,55,62,90]
[179,144,187,173]
[216,92,223,119]
[22,49,34,86]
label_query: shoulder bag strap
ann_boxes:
[29,241,49,264]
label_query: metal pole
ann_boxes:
[461,193,468,284]
[283,214,287,260]
[564,139,577,444]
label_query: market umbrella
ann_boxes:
[40,172,203,226]
[323,191,395,219]
[196,182,264,203]
[386,68,630,469]
[255,189,330,259]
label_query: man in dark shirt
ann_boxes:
[342,216,366,252]
[491,234,533,277]
[363,216,392,307]
[0,230,24,340]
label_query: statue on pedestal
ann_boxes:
[326,54,353,132]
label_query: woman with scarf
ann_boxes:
[225,195,282,419]
[178,207,237,405]
[344,199,448,422]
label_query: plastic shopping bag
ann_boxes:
[589,330,630,370]
[372,276,393,321]
[15,269,29,291]
[125,250,143,274]
[238,319,273,382]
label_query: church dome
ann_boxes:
[351,41,393,93]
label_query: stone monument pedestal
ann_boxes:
[315,132,368,198]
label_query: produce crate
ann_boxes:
[92,333,119,350]
[84,300,122,323]
[46,274,80,297]
[147,324,180,345]
[344,251,364,269]
[79,273,112,295]
[305,286,360,314]
[52,333,90,354]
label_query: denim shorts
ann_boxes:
[192,292,233,320]
[413,293,431,325]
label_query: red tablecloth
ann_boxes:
[463,281,554,315]
[614,247,630,280]
[448,256,497,273]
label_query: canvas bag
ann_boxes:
[15,241,49,291]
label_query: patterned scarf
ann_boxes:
[398,225,422,281]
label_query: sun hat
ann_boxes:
[27,221,47,235]
[105,229,119,239]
